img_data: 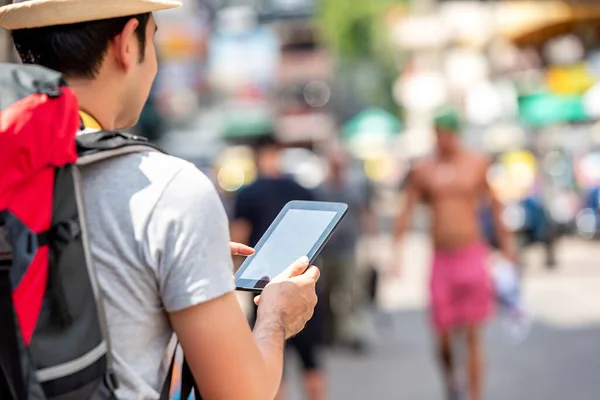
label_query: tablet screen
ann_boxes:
[240,209,337,281]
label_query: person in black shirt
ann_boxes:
[231,135,326,400]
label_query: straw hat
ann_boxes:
[0,0,181,30]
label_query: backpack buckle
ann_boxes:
[0,211,11,272]
[32,80,62,98]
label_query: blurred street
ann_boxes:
[5,0,600,398]
[287,233,600,400]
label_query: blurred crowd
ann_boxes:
[112,0,600,250]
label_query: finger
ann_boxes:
[230,242,255,256]
[298,265,320,283]
[254,295,261,305]
[275,256,310,280]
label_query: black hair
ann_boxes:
[253,134,281,151]
[11,13,151,79]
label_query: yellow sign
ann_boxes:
[547,63,596,95]
[489,151,537,201]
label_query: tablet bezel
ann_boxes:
[234,200,348,293]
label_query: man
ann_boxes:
[393,108,514,400]
[315,149,375,351]
[0,2,320,399]
[231,135,326,400]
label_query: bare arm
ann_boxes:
[393,169,422,242]
[389,169,422,276]
[484,159,515,261]
[170,293,284,400]
[170,258,319,400]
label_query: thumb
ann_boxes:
[275,256,310,281]
[298,265,320,283]
[230,242,255,257]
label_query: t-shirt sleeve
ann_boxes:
[311,186,324,201]
[304,186,317,201]
[147,163,235,313]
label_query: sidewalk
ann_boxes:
[285,233,600,400]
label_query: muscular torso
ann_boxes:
[415,151,489,250]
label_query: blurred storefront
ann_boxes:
[375,0,600,241]
[152,0,212,122]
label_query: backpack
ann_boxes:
[0,63,199,400]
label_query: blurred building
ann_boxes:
[272,15,336,145]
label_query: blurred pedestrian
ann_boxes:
[0,2,320,399]
[393,107,515,400]
[315,148,376,351]
[231,135,327,400]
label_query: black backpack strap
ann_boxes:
[158,348,203,400]
[158,351,177,400]
[75,130,170,398]
[180,357,202,400]
[0,225,27,400]
[75,131,165,166]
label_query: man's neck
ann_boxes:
[437,148,461,163]
[260,171,284,179]
[68,77,120,130]
[328,175,344,188]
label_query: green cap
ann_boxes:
[433,106,462,133]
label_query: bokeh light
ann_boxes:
[303,81,331,108]
[576,208,597,239]
[283,148,327,189]
[217,165,246,192]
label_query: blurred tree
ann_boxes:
[317,0,408,118]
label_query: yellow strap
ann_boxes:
[78,110,102,130]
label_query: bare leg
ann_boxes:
[303,370,327,400]
[545,238,557,268]
[436,330,457,399]
[466,325,484,400]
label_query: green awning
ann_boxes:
[519,92,590,128]
[342,107,403,142]
[221,109,274,139]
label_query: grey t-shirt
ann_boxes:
[80,151,235,399]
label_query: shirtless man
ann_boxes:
[394,108,514,400]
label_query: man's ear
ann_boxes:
[112,18,140,73]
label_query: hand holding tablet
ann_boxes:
[234,201,348,292]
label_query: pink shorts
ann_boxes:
[430,242,494,333]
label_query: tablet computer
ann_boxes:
[234,200,348,292]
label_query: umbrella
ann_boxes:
[342,107,403,142]
[220,104,274,139]
[496,1,600,47]
[341,107,403,160]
